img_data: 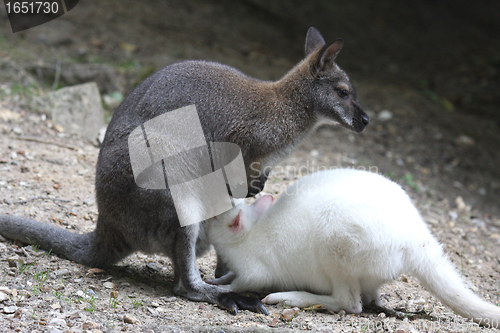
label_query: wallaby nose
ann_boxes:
[361,113,369,126]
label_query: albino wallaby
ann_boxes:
[0,28,368,314]
[208,169,500,327]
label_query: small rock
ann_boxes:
[123,314,141,324]
[98,126,107,145]
[54,124,65,133]
[400,275,409,283]
[49,318,67,327]
[110,290,119,298]
[3,198,13,205]
[280,307,300,321]
[145,262,158,272]
[82,321,99,329]
[0,287,11,294]
[337,309,346,317]
[0,291,9,302]
[88,268,105,275]
[51,302,62,310]
[377,110,393,122]
[75,290,91,299]
[147,307,158,316]
[449,211,458,220]
[413,298,426,304]
[103,281,116,289]
[151,301,160,307]
[47,298,61,306]
[7,256,21,268]
[3,305,18,314]
[49,268,70,279]
[53,283,65,291]
[378,312,386,318]
[456,135,475,146]
[455,196,469,212]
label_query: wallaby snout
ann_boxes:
[352,103,369,133]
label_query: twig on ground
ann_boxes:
[365,302,435,321]
[13,136,79,151]
[14,196,71,205]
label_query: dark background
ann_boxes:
[1,0,499,213]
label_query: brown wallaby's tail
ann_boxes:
[0,215,121,268]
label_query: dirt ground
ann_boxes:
[0,1,499,332]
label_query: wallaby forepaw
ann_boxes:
[218,292,268,316]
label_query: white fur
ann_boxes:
[208,169,500,327]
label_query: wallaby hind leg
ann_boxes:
[360,278,383,306]
[361,288,382,307]
[215,252,231,278]
[262,289,362,314]
[171,224,267,315]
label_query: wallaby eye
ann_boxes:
[336,88,349,99]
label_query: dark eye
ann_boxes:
[336,88,349,99]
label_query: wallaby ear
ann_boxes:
[312,38,344,74]
[305,27,326,56]
[251,194,273,218]
[229,210,244,233]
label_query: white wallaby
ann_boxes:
[208,169,500,328]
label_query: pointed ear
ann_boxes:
[251,194,273,218]
[311,38,344,74]
[305,27,326,56]
[229,210,244,233]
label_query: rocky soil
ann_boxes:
[1,0,499,332]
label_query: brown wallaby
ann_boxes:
[0,27,368,314]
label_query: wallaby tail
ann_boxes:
[410,240,500,328]
[0,214,118,268]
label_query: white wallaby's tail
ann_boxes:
[411,241,500,328]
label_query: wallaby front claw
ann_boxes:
[217,292,268,315]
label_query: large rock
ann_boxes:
[35,82,105,141]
